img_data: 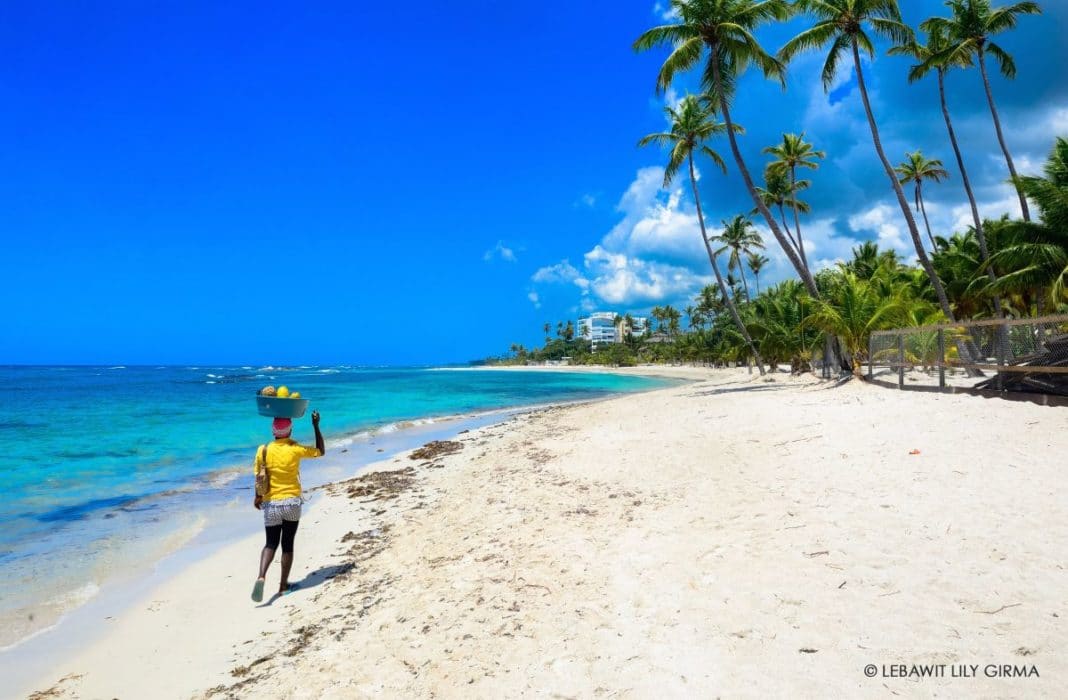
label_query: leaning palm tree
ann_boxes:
[922,0,1042,222]
[633,0,822,299]
[638,95,766,373]
[890,27,1005,318]
[780,0,963,330]
[895,150,949,251]
[748,252,770,295]
[712,214,764,301]
[763,133,825,271]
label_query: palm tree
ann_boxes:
[748,252,770,294]
[847,241,883,280]
[763,133,825,271]
[933,230,989,319]
[808,271,912,377]
[638,94,766,372]
[650,305,664,334]
[754,165,811,256]
[634,0,823,299]
[985,138,1068,307]
[895,150,949,250]
[663,305,683,336]
[890,26,1005,318]
[781,1,964,332]
[711,215,764,301]
[922,0,1042,222]
[685,305,700,330]
[696,284,725,322]
[749,279,823,372]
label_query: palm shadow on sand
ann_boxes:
[688,384,787,398]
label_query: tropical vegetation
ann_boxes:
[489,0,1065,377]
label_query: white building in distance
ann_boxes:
[579,312,648,347]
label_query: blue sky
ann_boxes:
[3,1,1065,365]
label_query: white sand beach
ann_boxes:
[24,368,1068,699]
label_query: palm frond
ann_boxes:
[987,2,1042,34]
[821,34,851,88]
[700,145,729,173]
[633,23,698,53]
[663,145,688,187]
[778,21,838,63]
[657,37,706,93]
[919,16,952,36]
[855,29,876,59]
[984,41,1017,79]
[868,17,915,46]
[637,132,678,149]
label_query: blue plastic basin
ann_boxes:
[255,395,310,418]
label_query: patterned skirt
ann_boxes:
[263,497,303,527]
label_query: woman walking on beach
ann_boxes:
[252,411,325,602]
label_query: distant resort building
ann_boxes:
[579,312,617,347]
[578,312,648,348]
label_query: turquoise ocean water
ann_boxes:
[0,365,671,648]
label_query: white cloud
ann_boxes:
[663,86,684,112]
[584,245,710,305]
[483,240,517,263]
[1000,105,1068,164]
[926,186,1022,240]
[652,1,679,21]
[602,167,707,266]
[777,217,865,273]
[574,193,598,208]
[531,166,714,308]
[531,260,590,291]
[534,160,1016,312]
[527,290,541,309]
[848,203,915,260]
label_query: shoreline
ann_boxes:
[3,411,505,694]
[440,363,739,381]
[2,368,680,653]
[23,367,1068,698]
[8,370,683,696]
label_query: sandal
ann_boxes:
[251,578,265,603]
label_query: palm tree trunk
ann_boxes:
[777,204,802,257]
[689,155,765,375]
[852,41,986,369]
[789,165,810,271]
[977,46,1031,222]
[938,69,1005,319]
[710,50,820,299]
[917,183,936,251]
[851,40,956,322]
[738,256,752,301]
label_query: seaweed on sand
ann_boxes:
[408,440,463,461]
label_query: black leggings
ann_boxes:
[264,520,300,553]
